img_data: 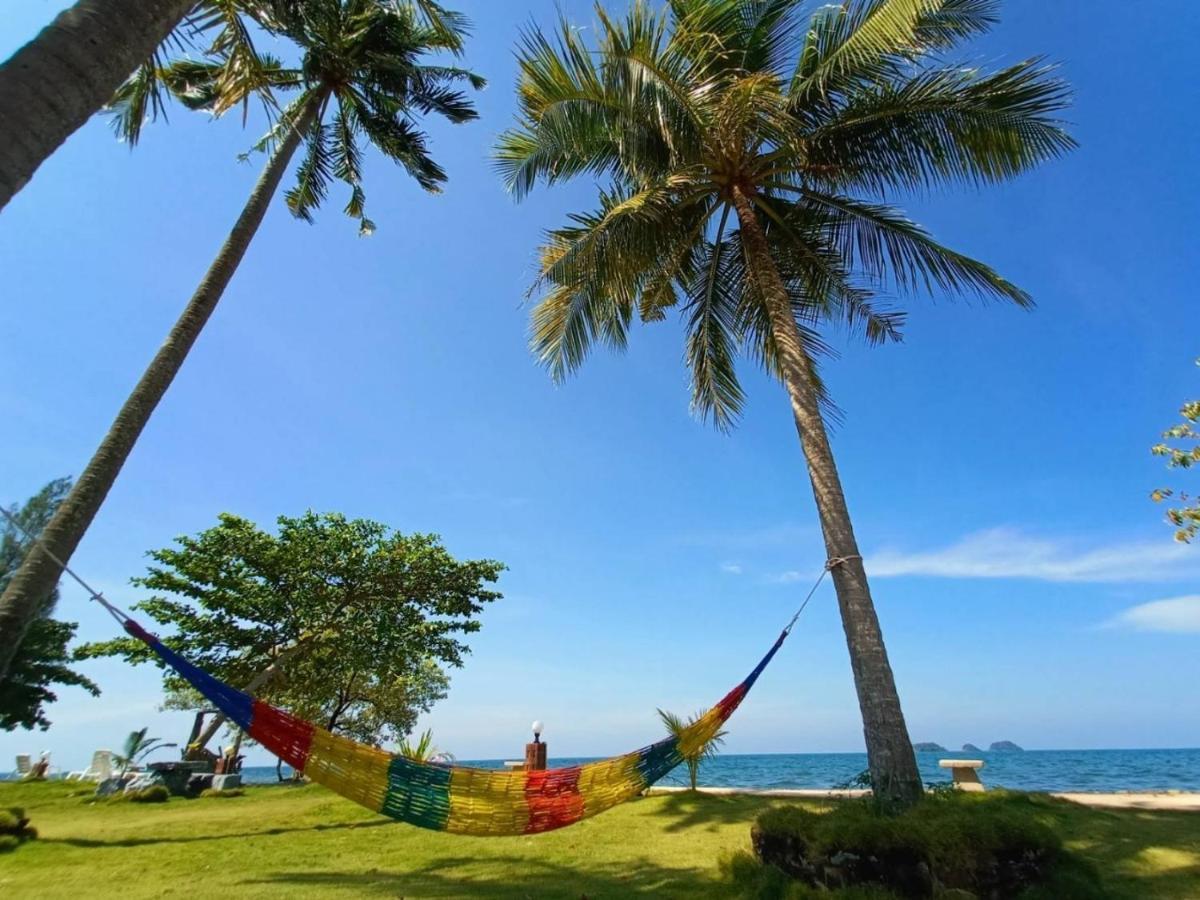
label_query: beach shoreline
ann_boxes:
[646,785,1200,812]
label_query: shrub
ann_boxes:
[128,785,170,804]
[198,788,245,799]
[723,851,894,899]
[0,807,37,852]
[745,792,1102,898]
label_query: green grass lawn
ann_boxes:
[1,780,1197,898]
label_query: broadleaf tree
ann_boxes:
[494,0,1074,811]
[0,0,483,681]
[1152,358,1200,543]
[77,512,503,750]
[0,479,99,731]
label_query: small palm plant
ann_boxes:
[659,709,727,791]
[115,727,177,777]
[399,728,440,763]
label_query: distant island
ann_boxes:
[962,743,983,753]
[989,741,1024,752]
[913,742,946,752]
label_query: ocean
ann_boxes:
[237,748,1200,793]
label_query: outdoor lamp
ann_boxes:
[532,720,544,743]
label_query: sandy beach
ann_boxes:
[647,785,1200,812]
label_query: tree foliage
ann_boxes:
[111,0,484,235]
[77,512,503,746]
[494,0,1074,429]
[1152,358,1200,543]
[0,480,99,731]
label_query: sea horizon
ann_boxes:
[216,747,1200,794]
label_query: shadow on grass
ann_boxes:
[43,817,394,848]
[1048,802,1200,900]
[245,856,717,899]
[648,790,813,834]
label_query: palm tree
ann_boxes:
[115,726,178,777]
[0,0,481,680]
[0,0,465,211]
[659,708,727,790]
[495,0,1073,812]
[399,728,442,763]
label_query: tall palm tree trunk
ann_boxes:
[0,0,197,211]
[0,96,322,680]
[730,184,924,812]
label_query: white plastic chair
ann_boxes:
[13,754,31,778]
[66,749,114,782]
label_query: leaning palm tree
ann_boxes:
[0,0,464,212]
[495,0,1073,811]
[0,0,197,211]
[0,0,481,680]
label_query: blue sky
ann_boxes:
[2,1,1198,771]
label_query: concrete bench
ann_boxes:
[938,759,985,792]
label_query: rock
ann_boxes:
[962,743,983,754]
[188,774,215,794]
[211,774,242,791]
[123,775,160,794]
[750,824,816,882]
[913,742,947,752]
[988,741,1024,752]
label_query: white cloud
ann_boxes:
[720,562,743,575]
[1103,595,1200,633]
[766,570,805,584]
[866,527,1200,583]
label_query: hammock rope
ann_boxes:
[0,505,847,836]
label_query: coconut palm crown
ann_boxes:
[114,0,484,234]
[496,0,1073,811]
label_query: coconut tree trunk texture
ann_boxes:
[0,0,198,211]
[729,184,924,812]
[0,94,323,681]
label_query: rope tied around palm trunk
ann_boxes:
[782,554,863,635]
[0,504,129,626]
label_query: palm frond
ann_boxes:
[801,58,1076,192]
[495,19,623,198]
[286,118,334,222]
[913,0,999,48]
[795,189,1031,304]
[686,218,747,430]
[790,0,942,97]
[107,52,174,145]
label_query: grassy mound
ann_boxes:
[739,792,1105,898]
[0,806,38,853]
[126,786,170,804]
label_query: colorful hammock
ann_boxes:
[122,617,789,836]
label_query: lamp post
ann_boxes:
[525,720,547,771]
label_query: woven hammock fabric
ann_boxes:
[123,618,786,836]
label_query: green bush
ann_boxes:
[745,792,1104,898]
[198,788,245,799]
[0,806,37,852]
[127,785,169,804]
[723,851,894,899]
